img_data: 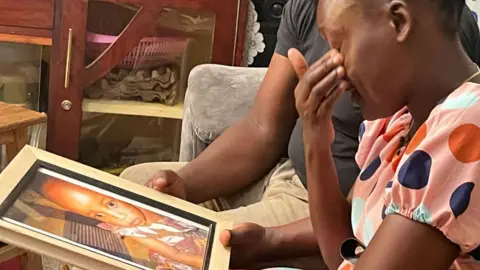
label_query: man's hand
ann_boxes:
[219,223,274,269]
[288,48,348,150]
[145,170,187,200]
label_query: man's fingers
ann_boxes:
[288,48,309,78]
[146,170,178,188]
[160,170,179,185]
[146,178,166,190]
[219,230,232,247]
[219,223,256,247]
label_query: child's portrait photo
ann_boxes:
[2,167,210,270]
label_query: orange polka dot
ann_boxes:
[405,123,427,155]
[448,124,480,163]
[383,124,405,142]
[391,152,404,172]
[386,143,400,162]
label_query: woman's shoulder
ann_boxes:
[383,84,480,263]
[429,82,480,120]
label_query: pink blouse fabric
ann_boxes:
[339,82,480,269]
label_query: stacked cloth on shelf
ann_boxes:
[84,65,179,105]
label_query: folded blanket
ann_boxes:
[84,65,179,105]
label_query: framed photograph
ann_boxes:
[0,146,233,270]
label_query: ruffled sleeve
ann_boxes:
[384,94,480,257]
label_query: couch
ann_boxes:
[120,64,268,183]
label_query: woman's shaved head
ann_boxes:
[317,0,465,37]
[315,0,469,120]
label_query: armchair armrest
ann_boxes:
[180,64,267,161]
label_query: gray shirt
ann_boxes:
[275,0,480,196]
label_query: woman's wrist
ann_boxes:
[305,143,332,163]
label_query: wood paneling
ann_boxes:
[160,0,247,66]
[47,0,88,160]
[84,2,164,87]
[235,0,249,66]
[0,0,54,30]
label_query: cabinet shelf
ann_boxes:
[0,34,52,46]
[82,99,183,119]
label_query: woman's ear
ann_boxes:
[387,0,412,43]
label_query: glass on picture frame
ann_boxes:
[0,146,232,270]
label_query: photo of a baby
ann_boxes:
[2,167,210,270]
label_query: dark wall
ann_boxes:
[250,0,288,67]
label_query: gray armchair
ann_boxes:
[119,64,268,185]
[179,64,268,161]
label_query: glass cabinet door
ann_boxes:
[0,43,42,110]
[47,0,247,167]
[0,42,47,169]
[78,1,215,174]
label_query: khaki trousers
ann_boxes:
[119,159,310,227]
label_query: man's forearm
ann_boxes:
[176,54,299,204]
[249,218,325,270]
[178,116,291,203]
[267,217,320,259]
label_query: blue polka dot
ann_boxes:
[398,150,432,190]
[473,11,478,22]
[441,93,478,110]
[360,157,381,181]
[450,182,475,218]
[351,198,365,232]
[469,245,480,261]
[359,122,366,142]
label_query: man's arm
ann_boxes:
[177,53,299,203]
[222,218,324,270]
[266,218,320,259]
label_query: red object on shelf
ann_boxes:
[0,256,22,270]
[86,32,189,69]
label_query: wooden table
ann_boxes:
[0,102,46,270]
[0,103,46,163]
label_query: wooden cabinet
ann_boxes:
[0,0,249,162]
[0,0,54,30]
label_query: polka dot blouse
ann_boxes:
[339,82,480,269]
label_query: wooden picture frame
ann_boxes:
[0,146,233,270]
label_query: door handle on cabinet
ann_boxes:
[64,28,73,89]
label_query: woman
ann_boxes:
[289,0,480,269]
